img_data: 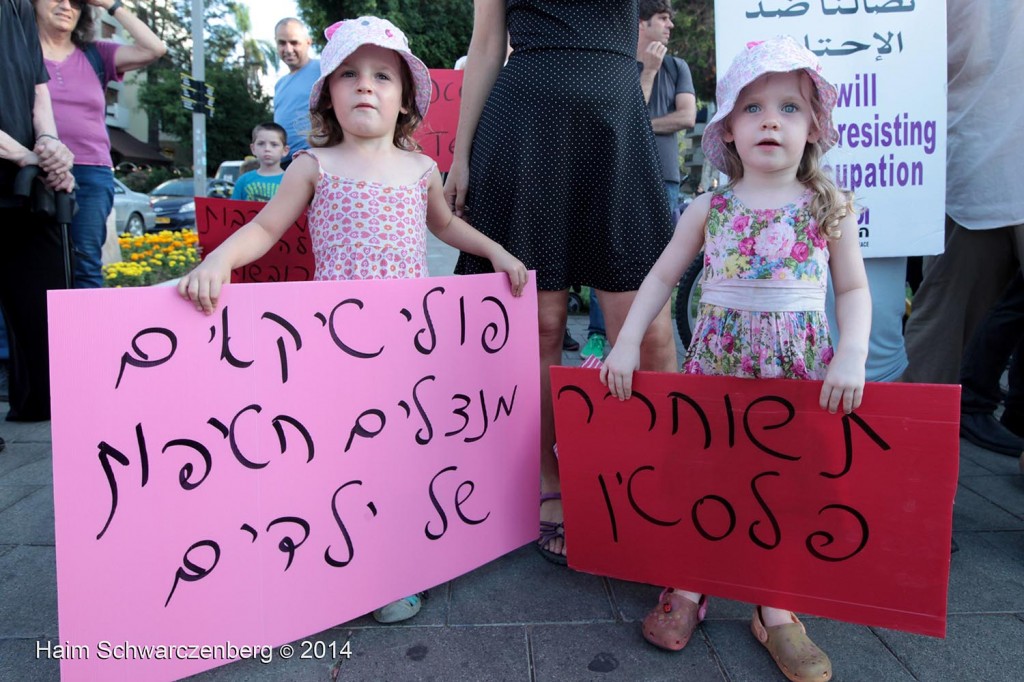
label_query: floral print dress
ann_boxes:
[297,150,430,282]
[682,188,833,380]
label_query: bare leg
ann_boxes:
[760,605,795,626]
[538,289,569,557]
[596,289,678,372]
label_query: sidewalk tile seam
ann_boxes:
[0,634,58,642]
[0,484,43,514]
[698,627,733,682]
[867,626,920,681]
[524,624,538,682]
[444,580,454,627]
[332,620,622,631]
[960,449,1022,475]
[0,542,55,548]
[957,478,1024,520]
[598,577,626,624]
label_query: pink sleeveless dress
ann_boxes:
[296,150,431,281]
[683,188,834,380]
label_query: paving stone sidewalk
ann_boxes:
[2,237,1023,681]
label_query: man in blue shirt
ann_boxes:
[273,18,319,162]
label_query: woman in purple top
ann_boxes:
[34,0,165,288]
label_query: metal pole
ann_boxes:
[191,0,206,198]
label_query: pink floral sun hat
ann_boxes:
[308,16,432,119]
[702,35,839,173]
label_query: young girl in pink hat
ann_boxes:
[179,16,526,304]
[601,36,871,681]
[179,16,528,624]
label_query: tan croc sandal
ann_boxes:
[751,607,832,682]
[641,589,707,651]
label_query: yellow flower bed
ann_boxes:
[103,230,200,287]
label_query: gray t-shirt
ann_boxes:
[638,56,695,184]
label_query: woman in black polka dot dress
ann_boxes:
[445,0,678,563]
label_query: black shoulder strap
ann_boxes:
[665,55,679,85]
[83,43,107,88]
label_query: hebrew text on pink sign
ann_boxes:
[47,274,539,680]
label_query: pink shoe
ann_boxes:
[641,588,707,651]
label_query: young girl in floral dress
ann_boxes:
[601,36,871,682]
[178,16,527,623]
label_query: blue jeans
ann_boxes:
[587,289,606,337]
[825,257,908,382]
[70,165,115,288]
[0,309,8,361]
[665,181,681,220]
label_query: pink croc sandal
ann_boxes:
[641,588,708,651]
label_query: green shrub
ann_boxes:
[119,166,184,193]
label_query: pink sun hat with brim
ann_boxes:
[308,16,432,119]
[702,35,839,173]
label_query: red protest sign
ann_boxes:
[550,368,960,637]
[195,197,315,283]
[413,69,463,172]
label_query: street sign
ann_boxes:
[180,74,215,117]
[181,98,215,118]
[180,73,203,90]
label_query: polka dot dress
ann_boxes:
[455,0,673,292]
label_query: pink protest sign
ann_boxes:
[47,274,539,681]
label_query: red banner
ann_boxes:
[413,69,463,172]
[195,197,315,283]
[550,368,960,637]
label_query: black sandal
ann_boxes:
[536,492,567,565]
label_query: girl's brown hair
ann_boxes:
[717,72,855,240]
[307,56,423,151]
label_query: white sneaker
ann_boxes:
[372,593,424,623]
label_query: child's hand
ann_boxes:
[600,341,641,400]
[177,258,232,314]
[490,251,529,297]
[819,351,865,414]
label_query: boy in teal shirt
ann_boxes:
[231,122,289,202]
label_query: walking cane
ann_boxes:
[13,165,76,288]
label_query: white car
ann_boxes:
[112,178,158,236]
[215,160,245,183]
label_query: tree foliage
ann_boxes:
[139,63,272,171]
[135,0,274,170]
[670,0,716,103]
[295,0,474,68]
[291,1,715,99]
